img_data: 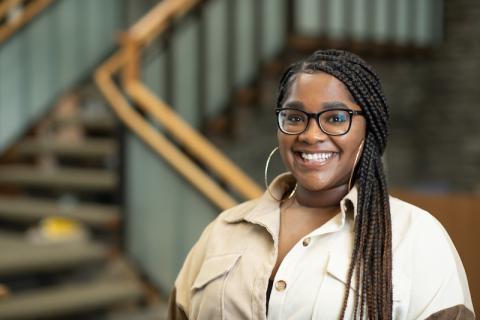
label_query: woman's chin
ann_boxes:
[294,175,349,194]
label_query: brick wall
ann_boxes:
[372,0,480,192]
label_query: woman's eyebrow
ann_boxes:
[283,100,352,110]
[322,101,349,109]
[283,101,305,110]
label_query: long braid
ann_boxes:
[276,49,392,319]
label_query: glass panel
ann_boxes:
[263,0,286,58]
[27,8,54,120]
[0,35,24,150]
[126,133,217,289]
[372,0,388,42]
[0,0,121,153]
[57,0,78,87]
[352,0,368,41]
[144,49,167,99]
[329,0,345,39]
[205,0,228,116]
[295,0,321,36]
[173,16,200,127]
[416,0,433,46]
[235,0,255,86]
[394,0,409,44]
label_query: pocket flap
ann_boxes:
[192,253,241,290]
[326,253,356,291]
[326,252,408,302]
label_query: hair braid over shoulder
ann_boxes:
[276,49,392,320]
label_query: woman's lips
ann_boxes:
[294,151,337,168]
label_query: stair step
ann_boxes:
[55,115,117,131]
[0,277,142,319]
[0,166,117,191]
[0,196,120,229]
[0,231,109,277]
[17,138,118,158]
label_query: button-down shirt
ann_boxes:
[168,173,474,319]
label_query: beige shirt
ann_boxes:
[168,174,474,319]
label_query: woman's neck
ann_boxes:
[294,183,349,209]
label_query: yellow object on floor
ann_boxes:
[27,217,89,244]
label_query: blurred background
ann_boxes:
[0,0,478,318]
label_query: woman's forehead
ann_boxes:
[286,72,357,106]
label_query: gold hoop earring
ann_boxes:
[348,140,365,191]
[265,147,297,201]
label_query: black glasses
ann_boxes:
[276,108,364,136]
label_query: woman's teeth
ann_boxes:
[300,152,333,162]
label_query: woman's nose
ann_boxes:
[298,118,328,143]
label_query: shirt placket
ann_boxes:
[268,238,308,320]
[268,211,347,320]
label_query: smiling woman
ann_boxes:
[167,50,475,320]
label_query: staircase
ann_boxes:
[0,86,151,319]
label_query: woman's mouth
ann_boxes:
[295,151,337,166]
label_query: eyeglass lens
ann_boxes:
[277,109,351,135]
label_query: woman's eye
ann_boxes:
[326,112,348,123]
[287,114,304,123]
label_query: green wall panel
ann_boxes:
[173,17,200,127]
[0,0,121,152]
[126,133,216,291]
[205,0,228,116]
[263,0,286,58]
[234,0,255,86]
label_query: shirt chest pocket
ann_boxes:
[313,254,409,319]
[190,253,242,320]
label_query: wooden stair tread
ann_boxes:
[0,231,108,276]
[0,166,117,191]
[0,196,120,228]
[18,138,118,158]
[0,277,142,319]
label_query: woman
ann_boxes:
[167,50,474,319]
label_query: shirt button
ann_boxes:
[302,237,311,247]
[275,280,287,291]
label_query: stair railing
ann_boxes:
[95,0,263,211]
[0,0,54,44]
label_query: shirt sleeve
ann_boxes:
[166,222,214,320]
[407,213,475,319]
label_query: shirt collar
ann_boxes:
[223,173,359,239]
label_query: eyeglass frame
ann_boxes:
[275,107,364,136]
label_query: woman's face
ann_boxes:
[277,72,367,192]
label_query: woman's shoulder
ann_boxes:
[387,194,459,273]
[388,195,447,237]
[216,197,263,223]
[190,196,266,254]
[388,195,474,318]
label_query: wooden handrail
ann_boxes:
[121,0,201,85]
[126,81,263,200]
[0,0,54,44]
[95,51,238,211]
[96,0,263,210]
[129,0,200,47]
[0,0,22,19]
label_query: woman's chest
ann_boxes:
[189,223,410,320]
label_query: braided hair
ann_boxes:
[276,49,392,319]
